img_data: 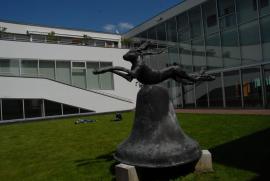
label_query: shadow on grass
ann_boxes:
[75,151,199,181]
[209,128,270,181]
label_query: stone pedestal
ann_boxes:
[115,150,213,181]
[195,150,214,173]
[115,163,139,181]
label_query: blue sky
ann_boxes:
[0,0,182,34]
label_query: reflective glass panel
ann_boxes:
[56,61,71,84]
[203,0,219,35]
[237,0,258,23]
[259,0,270,16]
[261,15,270,61]
[63,104,79,115]
[44,100,62,116]
[72,69,86,89]
[184,85,195,108]
[192,38,206,71]
[224,71,242,107]
[99,62,113,90]
[208,73,223,107]
[264,64,270,108]
[239,21,262,64]
[179,41,193,72]
[87,62,100,89]
[2,99,23,120]
[196,82,208,107]
[24,99,42,118]
[206,33,223,69]
[21,60,38,76]
[221,29,241,67]
[219,0,237,30]
[189,6,203,38]
[148,27,157,41]
[39,60,55,79]
[0,59,19,75]
[242,67,263,107]
[166,18,177,42]
[156,23,166,41]
[177,12,190,41]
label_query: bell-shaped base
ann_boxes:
[114,85,201,168]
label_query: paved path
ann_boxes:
[175,109,270,115]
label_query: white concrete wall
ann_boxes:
[0,76,134,113]
[0,40,140,104]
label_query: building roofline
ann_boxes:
[0,18,120,36]
[123,0,207,38]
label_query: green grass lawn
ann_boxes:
[0,112,270,181]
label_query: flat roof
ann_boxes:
[123,0,207,38]
[0,18,119,36]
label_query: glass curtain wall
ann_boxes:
[56,61,71,84]
[24,99,42,118]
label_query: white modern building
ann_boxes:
[0,20,139,123]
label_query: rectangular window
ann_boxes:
[72,62,86,68]
[148,27,157,40]
[221,29,241,67]
[166,18,177,42]
[206,33,223,69]
[2,99,23,120]
[0,59,19,75]
[177,12,190,41]
[224,71,242,107]
[179,41,193,72]
[95,40,105,47]
[21,60,38,76]
[239,21,262,64]
[72,69,86,89]
[260,0,270,16]
[261,15,270,61]
[39,60,55,79]
[56,61,71,84]
[87,62,100,89]
[99,62,113,90]
[24,99,42,118]
[208,73,223,107]
[264,64,270,108]
[192,38,206,72]
[219,0,236,30]
[242,67,263,108]
[44,100,62,116]
[184,85,195,108]
[189,7,202,38]
[156,23,166,41]
[195,82,208,107]
[237,0,258,24]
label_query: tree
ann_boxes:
[121,38,133,48]
[81,34,92,45]
[47,31,58,43]
[0,27,7,38]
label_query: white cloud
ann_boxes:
[103,24,116,32]
[103,22,134,34]
[118,22,134,31]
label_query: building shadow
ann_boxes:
[75,151,198,181]
[209,128,270,181]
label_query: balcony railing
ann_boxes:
[0,32,120,48]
